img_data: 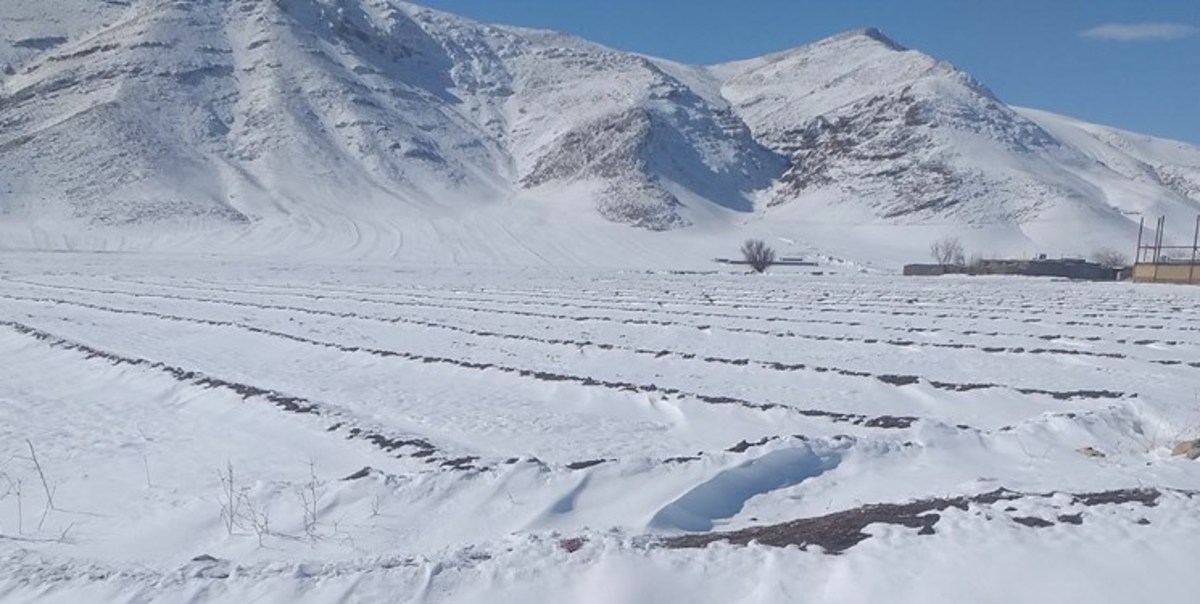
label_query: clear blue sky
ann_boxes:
[420,0,1200,143]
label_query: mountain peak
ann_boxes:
[712,26,913,74]
[840,27,907,51]
[861,27,906,50]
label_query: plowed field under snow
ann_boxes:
[2,252,1198,603]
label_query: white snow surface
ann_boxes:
[1,252,1199,602]
[3,2,1200,601]
[1,1,1199,266]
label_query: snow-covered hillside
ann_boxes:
[1017,107,1200,236]
[1,0,1198,264]
[712,30,1200,248]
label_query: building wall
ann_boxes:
[975,259,1113,280]
[903,261,1118,280]
[903,264,950,276]
[1133,263,1200,284]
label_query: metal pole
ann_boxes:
[1190,214,1200,285]
[1158,216,1166,262]
[1135,216,1145,265]
[1153,217,1164,282]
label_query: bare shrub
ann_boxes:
[216,462,276,547]
[929,237,965,266]
[19,440,57,531]
[1091,247,1128,268]
[0,445,80,542]
[249,506,271,548]
[741,239,776,273]
[217,462,245,537]
[298,460,322,540]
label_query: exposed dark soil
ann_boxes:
[566,459,609,471]
[663,488,1172,554]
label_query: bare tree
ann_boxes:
[929,237,965,266]
[741,240,776,273]
[1091,247,1128,268]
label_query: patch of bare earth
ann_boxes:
[663,488,1177,554]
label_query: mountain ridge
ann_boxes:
[1,0,1198,265]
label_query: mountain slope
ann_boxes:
[1,0,1198,264]
[414,8,784,230]
[1017,107,1200,220]
[711,29,1200,229]
[0,0,780,238]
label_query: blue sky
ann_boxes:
[419,0,1200,143]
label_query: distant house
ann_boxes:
[975,257,1114,280]
[904,257,1118,281]
[903,264,964,277]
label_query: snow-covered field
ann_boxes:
[1,252,1199,603]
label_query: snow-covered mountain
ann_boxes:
[1,0,1198,264]
[710,30,1200,244]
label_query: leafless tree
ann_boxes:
[741,239,776,273]
[1091,247,1128,268]
[929,237,966,266]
